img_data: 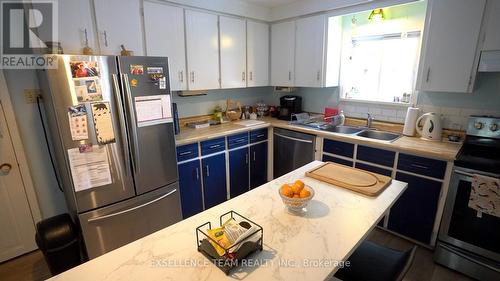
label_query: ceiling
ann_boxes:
[242,0,300,8]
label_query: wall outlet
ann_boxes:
[24,89,41,104]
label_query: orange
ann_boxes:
[299,189,311,198]
[293,194,300,198]
[294,180,305,189]
[291,183,303,195]
[281,184,294,198]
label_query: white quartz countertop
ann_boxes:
[50,161,407,281]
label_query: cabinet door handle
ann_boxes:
[179,151,191,156]
[103,30,108,47]
[209,144,220,149]
[426,67,430,82]
[205,165,210,177]
[84,28,89,46]
[190,72,195,83]
[250,71,253,81]
[195,167,200,180]
[317,71,320,81]
[288,71,292,81]
[253,151,256,161]
[246,153,249,164]
[179,71,183,83]
[242,72,246,81]
[411,163,428,170]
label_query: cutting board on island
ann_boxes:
[305,162,392,196]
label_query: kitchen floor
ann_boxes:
[0,229,472,281]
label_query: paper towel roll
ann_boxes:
[403,107,420,136]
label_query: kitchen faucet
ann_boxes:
[366,113,374,128]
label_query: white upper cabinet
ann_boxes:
[416,0,486,93]
[247,21,269,87]
[271,21,295,86]
[185,10,220,90]
[294,15,326,87]
[94,0,144,55]
[219,16,246,89]
[143,2,187,91]
[482,0,500,51]
[57,0,97,54]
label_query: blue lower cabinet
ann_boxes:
[229,147,250,198]
[388,172,442,244]
[178,160,203,218]
[202,153,227,209]
[250,142,268,189]
[357,145,395,168]
[322,154,353,167]
[355,162,392,177]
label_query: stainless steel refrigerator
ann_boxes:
[37,55,182,259]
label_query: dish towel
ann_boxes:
[468,174,500,218]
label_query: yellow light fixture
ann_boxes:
[368,9,385,22]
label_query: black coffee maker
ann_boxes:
[278,95,302,120]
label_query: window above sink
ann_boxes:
[331,1,426,106]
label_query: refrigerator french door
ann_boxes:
[37,55,181,259]
[117,56,178,195]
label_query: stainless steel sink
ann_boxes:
[322,126,363,134]
[356,130,401,142]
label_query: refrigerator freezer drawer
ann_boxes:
[79,182,182,259]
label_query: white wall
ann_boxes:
[3,70,67,218]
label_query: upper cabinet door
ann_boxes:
[295,15,326,87]
[219,16,246,89]
[416,0,485,93]
[247,21,269,87]
[57,0,97,54]
[185,10,220,90]
[94,0,144,55]
[143,2,187,91]
[271,21,295,86]
[482,0,500,51]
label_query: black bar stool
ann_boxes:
[335,240,417,281]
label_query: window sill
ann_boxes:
[339,98,414,108]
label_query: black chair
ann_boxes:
[35,213,82,275]
[335,240,417,281]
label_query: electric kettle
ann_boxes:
[415,112,442,141]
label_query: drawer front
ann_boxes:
[228,132,249,149]
[201,137,226,155]
[355,162,392,177]
[177,143,199,162]
[322,154,353,167]
[357,145,395,167]
[323,139,354,158]
[250,129,268,143]
[397,153,447,179]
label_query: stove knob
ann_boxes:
[474,122,483,129]
[490,123,498,132]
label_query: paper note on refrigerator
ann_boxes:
[68,105,88,140]
[134,95,172,127]
[91,102,116,145]
[68,145,112,192]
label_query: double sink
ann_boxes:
[294,123,402,142]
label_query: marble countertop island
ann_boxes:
[50,161,407,281]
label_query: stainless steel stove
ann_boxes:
[435,116,500,281]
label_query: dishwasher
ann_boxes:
[273,128,316,178]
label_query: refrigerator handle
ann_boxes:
[112,74,131,176]
[121,73,140,174]
[87,189,177,223]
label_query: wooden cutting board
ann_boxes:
[305,162,392,196]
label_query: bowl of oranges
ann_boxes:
[279,180,314,212]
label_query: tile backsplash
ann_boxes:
[339,101,500,130]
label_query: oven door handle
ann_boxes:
[454,170,474,177]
